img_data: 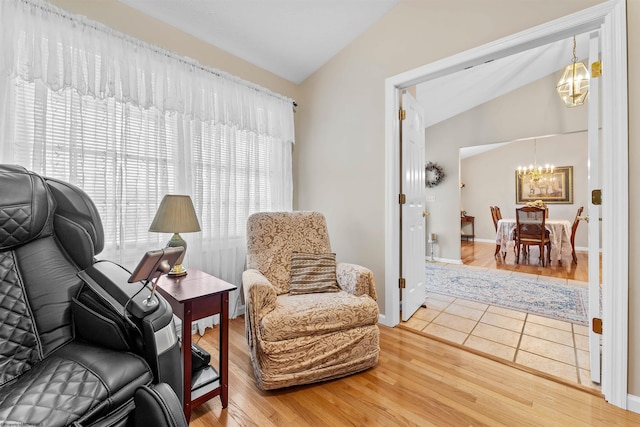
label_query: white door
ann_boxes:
[401,92,426,322]
[587,31,601,384]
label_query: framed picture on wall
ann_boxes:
[515,166,573,204]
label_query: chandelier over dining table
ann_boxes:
[516,139,555,186]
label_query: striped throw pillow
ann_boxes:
[290,252,340,295]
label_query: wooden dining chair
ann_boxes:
[492,205,517,258]
[490,206,497,229]
[515,206,551,266]
[571,206,584,264]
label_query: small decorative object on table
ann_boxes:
[526,199,546,208]
[526,199,549,218]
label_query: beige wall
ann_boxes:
[425,71,589,260]
[43,0,640,399]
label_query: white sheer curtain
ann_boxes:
[0,0,294,330]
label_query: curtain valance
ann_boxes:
[0,0,295,328]
[0,0,294,141]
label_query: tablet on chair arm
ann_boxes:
[128,247,184,283]
[77,247,184,320]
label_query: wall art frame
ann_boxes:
[515,165,573,204]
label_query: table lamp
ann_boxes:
[149,194,201,276]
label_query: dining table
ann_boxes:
[496,218,572,263]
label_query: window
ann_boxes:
[1,0,294,292]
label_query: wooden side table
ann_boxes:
[156,269,237,422]
[461,215,475,241]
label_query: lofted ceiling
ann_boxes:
[117,0,591,145]
[421,32,593,160]
[417,32,591,128]
[119,1,590,123]
[118,0,400,84]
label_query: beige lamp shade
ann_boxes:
[149,195,201,233]
[149,195,201,276]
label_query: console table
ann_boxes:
[461,215,475,241]
[156,269,237,421]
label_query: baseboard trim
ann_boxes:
[425,257,461,264]
[628,394,640,414]
[471,238,495,244]
[378,313,392,327]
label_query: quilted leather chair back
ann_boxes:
[0,165,102,384]
[246,211,332,295]
[0,165,54,250]
[45,177,104,269]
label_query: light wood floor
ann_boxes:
[189,319,640,426]
[460,240,591,282]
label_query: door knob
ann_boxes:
[422,211,430,217]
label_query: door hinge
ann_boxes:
[399,108,406,121]
[399,194,406,204]
[592,317,602,335]
[591,61,602,78]
[399,277,406,289]
[592,189,602,205]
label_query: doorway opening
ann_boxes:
[384,0,628,409]
[409,131,598,390]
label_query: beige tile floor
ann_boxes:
[405,291,601,391]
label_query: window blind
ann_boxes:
[2,0,294,309]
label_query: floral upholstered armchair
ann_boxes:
[242,211,380,390]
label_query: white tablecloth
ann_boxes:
[496,218,572,262]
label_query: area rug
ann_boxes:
[425,263,590,325]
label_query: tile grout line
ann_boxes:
[513,312,528,363]
[423,292,593,387]
[462,298,490,347]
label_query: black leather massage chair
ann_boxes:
[0,165,187,426]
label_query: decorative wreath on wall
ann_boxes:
[425,162,445,188]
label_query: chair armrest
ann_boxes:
[78,260,159,319]
[134,383,187,427]
[242,269,277,317]
[76,261,182,398]
[242,269,277,348]
[336,262,378,300]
